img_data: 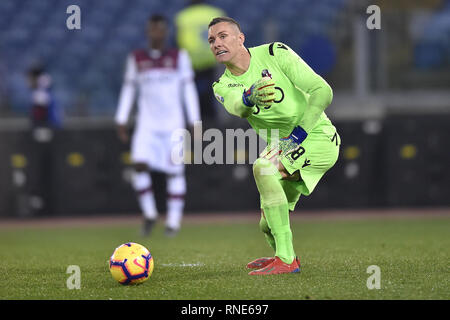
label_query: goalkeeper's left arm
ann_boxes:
[274,42,333,134]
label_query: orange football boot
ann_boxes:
[248,256,300,275]
[247,257,275,269]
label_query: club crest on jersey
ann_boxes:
[261,69,272,79]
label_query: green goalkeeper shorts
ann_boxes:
[259,123,340,211]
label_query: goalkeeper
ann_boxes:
[208,17,340,275]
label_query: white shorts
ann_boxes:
[131,129,184,175]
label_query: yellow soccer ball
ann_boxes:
[109,242,154,285]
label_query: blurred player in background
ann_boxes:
[27,64,62,129]
[115,14,201,237]
[208,17,340,274]
[175,0,225,120]
[25,64,63,216]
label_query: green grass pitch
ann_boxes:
[0,214,448,300]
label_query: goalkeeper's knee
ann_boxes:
[252,158,278,180]
[253,158,285,208]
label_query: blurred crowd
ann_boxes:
[0,0,449,120]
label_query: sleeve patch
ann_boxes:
[215,93,224,103]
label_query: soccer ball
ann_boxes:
[109,242,154,285]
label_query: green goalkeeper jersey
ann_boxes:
[212,42,334,143]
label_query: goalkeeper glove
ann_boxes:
[242,77,276,108]
[261,126,308,160]
[279,125,308,156]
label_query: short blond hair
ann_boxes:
[208,17,242,32]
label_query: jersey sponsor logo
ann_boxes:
[227,83,244,88]
[252,103,272,115]
[252,86,285,115]
[163,57,174,68]
[139,60,153,69]
[133,48,179,71]
[142,73,174,82]
[274,87,284,103]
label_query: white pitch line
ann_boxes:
[160,262,204,267]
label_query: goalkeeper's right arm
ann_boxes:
[213,76,276,119]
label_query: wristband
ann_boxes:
[242,88,255,107]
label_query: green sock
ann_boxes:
[263,204,294,264]
[259,214,276,251]
[253,158,295,264]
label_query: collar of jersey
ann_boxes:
[225,47,253,79]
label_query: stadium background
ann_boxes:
[0,0,449,218]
